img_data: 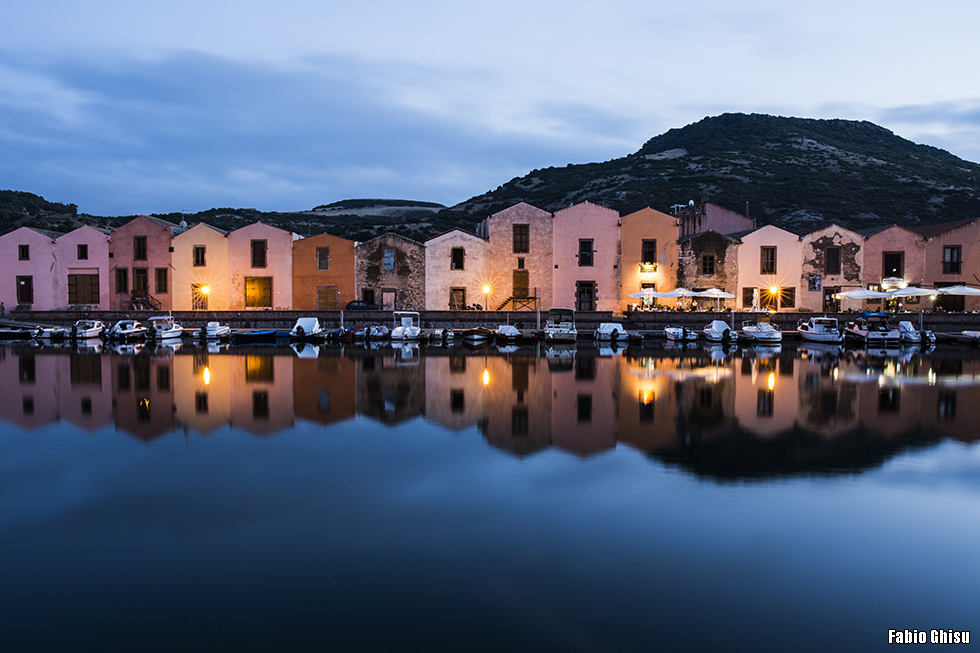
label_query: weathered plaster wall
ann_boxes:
[677,231,739,309]
[355,233,426,310]
[800,224,863,311]
[227,222,297,311]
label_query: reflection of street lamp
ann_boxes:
[483,369,490,386]
[768,372,775,391]
[203,367,211,385]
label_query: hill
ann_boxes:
[5,113,980,238]
[436,113,980,233]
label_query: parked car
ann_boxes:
[345,300,380,311]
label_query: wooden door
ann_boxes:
[513,270,529,299]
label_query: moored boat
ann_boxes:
[72,319,106,339]
[232,328,279,344]
[391,311,422,341]
[843,313,899,346]
[37,326,72,342]
[798,316,843,344]
[594,322,628,342]
[147,315,184,339]
[202,321,232,340]
[290,317,325,341]
[664,325,699,341]
[544,308,577,343]
[702,320,734,343]
[461,326,493,343]
[494,324,522,345]
[106,319,148,342]
[0,324,41,340]
[738,318,782,344]
[897,320,935,345]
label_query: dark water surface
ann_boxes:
[0,341,977,652]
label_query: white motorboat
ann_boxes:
[290,317,325,341]
[106,319,148,342]
[429,327,455,343]
[897,320,935,345]
[843,313,899,346]
[664,325,699,341]
[797,316,843,344]
[544,308,577,343]
[738,318,782,344]
[594,322,628,342]
[391,311,422,341]
[72,319,106,339]
[37,326,72,342]
[202,321,232,340]
[147,315,184,339]
[494,324,522,344]
[353,324,390,340]
[702,319,734,342]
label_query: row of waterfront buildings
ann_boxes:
[4,201,980,314]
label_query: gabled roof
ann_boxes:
[857,223,922,239]
[176,222,229,237]
[424,226,486,244]
[678,229,740,244]
[355,231,425,248]
[23,226,63,240]
[910,218,980,239]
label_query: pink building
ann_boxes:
[673,201,755,238]
[227,222,298,310]
[55,226,111,310]
[109,215,181,311]
[913,218,980,312]
[0,227,59,310]
[862,225,928,310]
[552,201,621,312]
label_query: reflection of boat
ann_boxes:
[147,315,184,339]
[897,320,935,345]
[494,324,522,345]
[391,311,422,341]
[290,342,320,358]
[544,308,577,343]
[738,318,782,344]
[290,317,325,341]
[843,313,899,346]
[106,319,148,342]
[545,344,576,370]
[594,322,628,342]
[706,343,736,361]
[797,317,842,343]
[798,342,844,361]
[73,319,106,339]
[110,342,145,355]
[702,320,734,343]
[665,325,699,341]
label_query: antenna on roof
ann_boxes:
[689,200,694,206]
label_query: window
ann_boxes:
[760,246,777,274]
[251,240,267,268]
[115,268,128,294]
[317,247,330,270]
[641,240,657,268]
[512,406,529,435]
[18,245,29,260]
[702,254,716,275]
[576,281,596,311]
[825,246,841,275]
[245,277,272,307]
[193,246,206,267]
[450,389,465,413]
[195,392,209,414]
[245,355,275,382]
[517,257,525,269]
[155,268,168,294]
[513,224,529,253]
[577,394,593,422]
[780,287,796,308]
[883,251,904,278]
[451,247,465,270]
[77,244,88,260]
[742,287,756,310]
[133,236,147,261]
[383,248,395,270]
[362,289,375,306]
[253,391,270,419]
[578,239,594,267]
[943,246,962,274]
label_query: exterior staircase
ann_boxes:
[128,290,161,311]
[495,295,539,311]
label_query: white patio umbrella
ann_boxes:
[937,285,980,296]
[833,288,892,300]
[887,286,937,297]
[695,288,736,310]
[660,288,698,309]
[628,289,667,298]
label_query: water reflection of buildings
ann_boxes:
[1,343,978,477]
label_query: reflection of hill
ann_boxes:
[651,426,939,481]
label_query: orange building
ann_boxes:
[292,232,356,310]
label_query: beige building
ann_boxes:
[171,223,231,311]
[424,228,490,310]
[227,222,298,310]
[619,207,679,311]
[478,202,553,311]
[738,225,803,311]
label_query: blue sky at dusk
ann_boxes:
[2,0,979,216]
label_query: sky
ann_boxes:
[2,0,980,216]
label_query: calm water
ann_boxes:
[0,340,977,652]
